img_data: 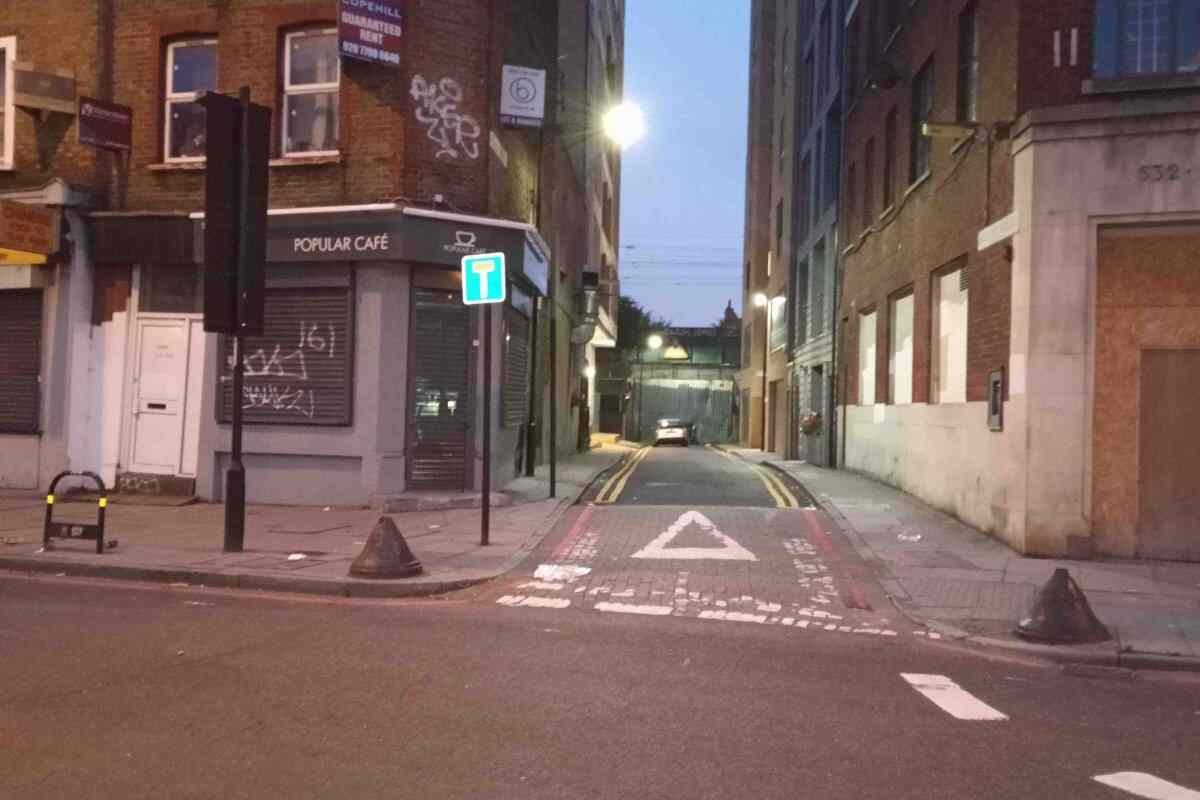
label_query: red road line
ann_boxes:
[551,503,596,562]
[801,508,873,611]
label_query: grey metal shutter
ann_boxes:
[0,290,42,433]
[409,289,471,490]
[218,286,354,425]
[503,307,530,428]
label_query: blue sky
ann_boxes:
[618,0,750,327]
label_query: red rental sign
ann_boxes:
[338,0,403,67]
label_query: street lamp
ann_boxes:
[637,333,662,441]
[752,292,770,452]
[603,102,645,148]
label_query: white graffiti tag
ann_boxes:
[242,385,316,419]
[410,75,481,160]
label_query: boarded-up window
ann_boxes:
[858,310,876,405]
[0,290,42,433]
[218,273,353,426]
[503,305,531,428]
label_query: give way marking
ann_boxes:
[630,510,758,562]
[900,674,1009,721]
[1094,773,1200,799]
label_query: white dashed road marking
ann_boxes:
[594,602,674,616]
[1094,773,1200,800]
[900,674,1009,721]
[496,595,571,609]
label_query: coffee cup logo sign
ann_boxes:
[442,230,485,256]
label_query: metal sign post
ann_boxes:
[201,87,270,553]
[462,252,507,546]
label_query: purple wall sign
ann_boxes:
[338,0,404,67]
[78,96,133,151]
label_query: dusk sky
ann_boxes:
[618,0,750,328]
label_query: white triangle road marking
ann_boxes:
[630,510,758,562]
[1094,773,1200,800]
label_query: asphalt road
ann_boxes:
[3,447,1200,799]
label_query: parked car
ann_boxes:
[654,418,691,446]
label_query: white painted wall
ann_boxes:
[66,311,131,489]
[843,401,1020,547]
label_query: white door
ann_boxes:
[128,318,195,475]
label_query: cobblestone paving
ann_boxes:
[485,502,909,638]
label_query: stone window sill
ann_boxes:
[1083,73,1200,95]
[149,161,205,172]
[270,154,342,168]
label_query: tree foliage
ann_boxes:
[617,295,671,352]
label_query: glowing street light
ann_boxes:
[752,292,769,308]
[603,102,645,148]
[647,333,664,350]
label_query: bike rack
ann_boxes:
[43,471,113,554]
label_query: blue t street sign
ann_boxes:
[461,252,507,305]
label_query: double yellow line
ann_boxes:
[753,464,801,508]
[707,445,800,509]
[595,446,652,504]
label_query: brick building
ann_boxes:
[0,0,625,506]
[838,0,1200,560]
[740,0,843,465]
[737,0,777,452]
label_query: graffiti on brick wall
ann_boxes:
[410,75,481,160]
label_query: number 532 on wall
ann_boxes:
[1138,163,1191,182]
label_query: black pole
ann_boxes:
[528,298,542,479]
[223,86,252,553]
[637,354,644,441]
[481,303,492,546]
[760,300,769,452]
[225,336,246,551]
[549,280,557,498]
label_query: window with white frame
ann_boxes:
[164,38,217,162]
[932,266,969,403]
[1,36,16,169]
[889,292,914,404]
[283,29,339,156]
[858,310,876,405]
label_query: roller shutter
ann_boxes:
[408,289,471,490]
[0,290,42,433]
[218,286,354,425]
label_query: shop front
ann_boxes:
[0,182,90,492]
[188,204,549,506]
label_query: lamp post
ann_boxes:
[753,292,769,452]
[637,333,663,441]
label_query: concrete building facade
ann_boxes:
[0,0,625,507]
[838,0,1200,561]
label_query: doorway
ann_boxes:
[408,288,472,491]
[1138,349,1200,560]
[768,379,781,453]
[126,316,205,478]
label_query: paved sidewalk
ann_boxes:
[0,444,633,598]
[721,447,1200,671]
